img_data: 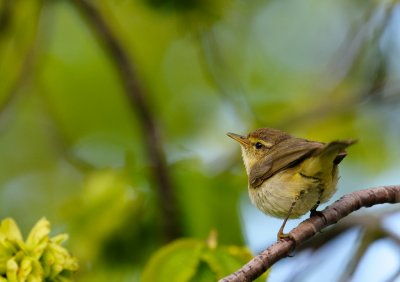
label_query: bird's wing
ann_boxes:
[249,138,323,188]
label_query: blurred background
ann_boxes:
[1,0,400,281]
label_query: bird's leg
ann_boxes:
[277,190,304,241]
[309,188,327,224]
[309,200,321,217]
[277,205,294,240]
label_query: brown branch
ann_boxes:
[72,0,181,240]
[219,185,400,282]
[282,209,400,281]
[296,206,399,252]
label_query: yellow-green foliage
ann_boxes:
[0,217,78,282]
[141,233,268,282]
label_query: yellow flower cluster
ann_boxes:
[0,217,78,282]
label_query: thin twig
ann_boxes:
[219,185,400,282]
[72,0,181,240]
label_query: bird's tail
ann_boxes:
[301,139,356,177]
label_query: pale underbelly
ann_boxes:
[248,170,337,219]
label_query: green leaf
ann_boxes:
[189,261,216,282]
[141,239,204,282]
[142,237,269,282]
[202,246,268,282]
[202,247,249,279]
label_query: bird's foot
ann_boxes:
[277,231,289,241]
[310,208,327,224]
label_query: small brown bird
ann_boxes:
[227,128,356,240]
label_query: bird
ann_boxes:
[227,127,356,240]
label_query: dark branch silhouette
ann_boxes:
[219,185,400,282]
[72,0,181,241]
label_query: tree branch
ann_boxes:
[71,0,181,240]
[219,185,400,282]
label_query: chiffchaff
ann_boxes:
[228,128,356,240]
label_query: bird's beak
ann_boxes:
[227,132,250,146]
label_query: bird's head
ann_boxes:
[227,128,290,175]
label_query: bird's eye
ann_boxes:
[255,142,263,149]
